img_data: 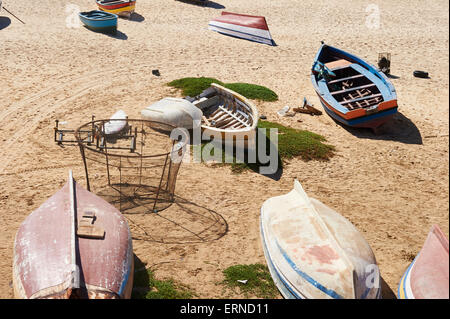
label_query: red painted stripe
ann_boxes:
[97,1,135,10]
[212,12,269,31]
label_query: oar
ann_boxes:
[3,6,26,24]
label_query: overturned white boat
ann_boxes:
[260,180,382,299]
[141,83,259,148]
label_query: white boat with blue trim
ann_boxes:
[260,180,382,299]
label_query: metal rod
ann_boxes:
[3,7,26,24]
[68,170,80,289]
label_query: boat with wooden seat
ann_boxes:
[96,0,136,18]
[187,83,259,148]
[311,43,398,132]
[13,171,134,299]
[141,83,259,149]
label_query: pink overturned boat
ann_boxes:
[208,12,275,46]
[13,171,134,299]
[398,225,449,299]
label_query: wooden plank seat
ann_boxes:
[328,74,365,85]
[331,83,376,95]
[324,59,353,70]
[341,93,383,105]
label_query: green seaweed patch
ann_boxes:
[132,267,194,299]
[167,77,278,102]
[194,120,335,174]
[258,120,335,161]
[221,264,279,299]
[168,77,225,97]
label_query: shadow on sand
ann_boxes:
[176,0,225,9]
[381,276,397,299]
[386,73,401,79]
[338,112,422,145]
[0,16,11,30]
[83,26,128,40]
[119,194,228,244]
[128,12,145,23]
[107,30,128,40]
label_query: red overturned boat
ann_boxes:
[311,42,398,132]
[13,171,134,299]
[398,225,449,299]
[208,12,275,46]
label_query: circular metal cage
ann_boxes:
[75,119,189,214]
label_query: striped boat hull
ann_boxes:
[260,180,382,299]
[209,12,274,46]
[96,0,136,18]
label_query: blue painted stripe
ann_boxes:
[397,254,418,299]
[118,250,133,297]
[260,220,303,299]
[275,241,345,299]
[209,24,273,45]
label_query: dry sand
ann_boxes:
[0,0,448,299]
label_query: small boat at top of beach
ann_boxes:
[398,225,449,299]
[311,42,398,132]
[79,10,118,34]
[208,12,275,46]
[13,171,134,299]
[260,180,382,299]
[96,0,136,19]
[141,83,259,149]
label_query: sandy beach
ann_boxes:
[0,0,448,299]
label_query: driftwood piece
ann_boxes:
[293,104,322,116]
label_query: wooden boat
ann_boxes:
[209,12,275,46]
[96,0,136,18]
[398,225,449,299]
[188,83,259,148]
[260,180,382,299]
[13,171,134,299]
[311,43,398,132]
[79,10,118,34]
[142,83,259,149]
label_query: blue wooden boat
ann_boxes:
[79,10,118,34]
[311,43,398,132]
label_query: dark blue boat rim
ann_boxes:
[319,98,398,127]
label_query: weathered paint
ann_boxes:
[13,173,134,299]
[398,225,449,299]
[260,180,381,299]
